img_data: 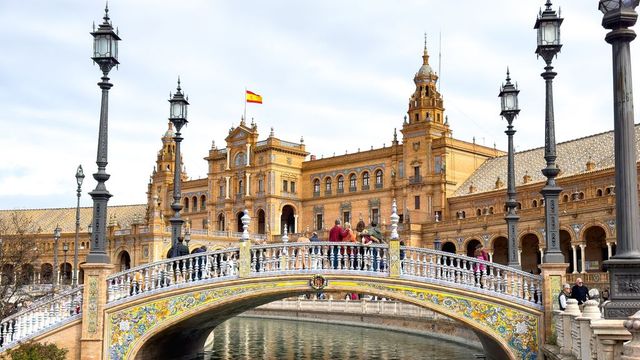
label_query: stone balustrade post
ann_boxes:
[592,319,632,360]
[539,262,569,342]
[622,310,640,360]
[560,299,581,356]
[79,263,114,360]
[553,310,563,347]
[576,300,602,360]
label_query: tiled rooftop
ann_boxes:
[453,125,640,197]
[0,204,146,235]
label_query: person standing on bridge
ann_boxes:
[558,283,571,311]
[571,278,589,306]
[329,219,346,269]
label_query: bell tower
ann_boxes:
[405,35,450,138]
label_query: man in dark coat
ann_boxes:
[571,277,589,305]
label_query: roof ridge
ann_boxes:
[0,204,146,212]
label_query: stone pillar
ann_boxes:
[560,298,581,356]
[246,143,251,166]
[293,215,298,234]
[488,251,493,262]
[539,248,544,264]
[592,319,632,360]
[623,310,640,360]
[580,244,586,274]
[80,263,114,360]
[225,147,230,170]
[539,262,569,343]
[576,300,602,360]
[607,241,613,259]
[517,249,522,265]
[238,210,251,278]
[224,176,230,199]
[572,245,578,274]
[245,173,250,196]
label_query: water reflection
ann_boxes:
[186,317,479,360]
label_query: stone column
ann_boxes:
[607,242,613,259]
[517,249,522,265]
[245,173,250,196]
[224,176,230,199]
[80,263,114,360]
[246,143,251,166]
[225,147,230,170]
[539,248,545,264]
[572,245,578,274]
[580,244,586,274]
[488,251,493,262]
[293,215,298,234]
[576,300,602,360]
[539,262,570,343]
[560,298,581,356]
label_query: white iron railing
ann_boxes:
[401,247,543,305]
[0,286,83,351]
[106,248,240,304]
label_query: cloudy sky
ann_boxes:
[0,1,636,210]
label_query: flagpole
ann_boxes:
[243,87,247,122]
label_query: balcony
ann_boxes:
[409,175,423,185]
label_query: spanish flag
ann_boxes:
[246,90,263,104]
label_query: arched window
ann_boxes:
[563,194,569,203]
[313,179,320,195]
[596,189,603,197]
[375,170,383,188]
[489,207,494,214]
[200,195,206,210]
[325,178,332,194]
[476,209,482,216]
[192,196,198,212]
[238,179,243,195]
[362,172,370,189]
[337,175,344,193]
[184,197,190,212]
[349,174,357,191]
[532,200,538,208]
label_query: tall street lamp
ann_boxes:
[168,79,189,257]
[53,226,61,287]
[62,243,69,285]
[73,165,84,286]
[599,0,640,319]
[499,69,521,269]
[534,0,565,264]
[87,5,121,264]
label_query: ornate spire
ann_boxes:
[103,1,110,23]
[422,32,430,65]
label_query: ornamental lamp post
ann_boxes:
[62,242,69,285]
[87,5,121,264]
[499,69,521,269]
[534,0,565,264]
[598,0,640,319]
[168,79,189,257]
[73,165,84,286]
[53,226,61,287]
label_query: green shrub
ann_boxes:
[5,341,67,360]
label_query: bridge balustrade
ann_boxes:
[0,286,83,350]
[106,248,240,304]
[401,247,543,304]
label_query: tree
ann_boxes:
[0,211,42,320]
[4,341,67,360]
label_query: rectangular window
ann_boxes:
[414,166,420,178]
[219,185,224,197]
[398,161,404,178]
[283,180,288,192]
[414,195,420,210]
[398,214,404,223]
[434,156,442,174]
[316,213,323,231]
[258,179,264,193]
[343,211,351,225]
[371,208,379,225]
[290,181,296,194]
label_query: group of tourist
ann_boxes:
[558,277,591,310]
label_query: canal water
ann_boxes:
[186,317,480,359]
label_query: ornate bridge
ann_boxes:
[0,240,544,360]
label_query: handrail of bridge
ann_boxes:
[249,242,390,275]
[105,247,240,304]
[0,285,83,351]
[401,247,543,305]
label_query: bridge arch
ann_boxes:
[107,275,539,360]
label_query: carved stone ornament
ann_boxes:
[309,274,328,290]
